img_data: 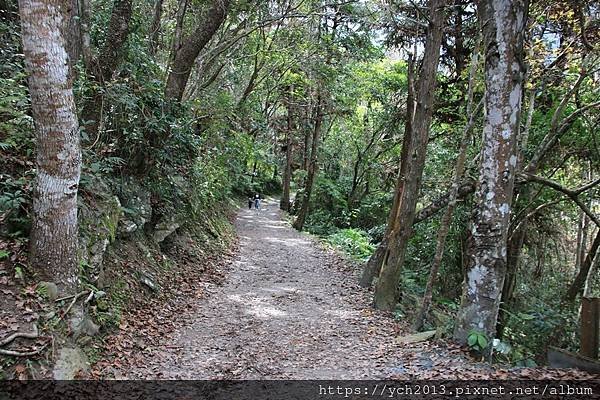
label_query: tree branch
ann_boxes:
[519,172,600,228]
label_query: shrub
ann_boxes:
[327,228,375,262]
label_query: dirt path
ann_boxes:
[127,201,408,379]
[108,200,596,380]
[122,199,432,379]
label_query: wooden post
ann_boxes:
[581,297,600,359]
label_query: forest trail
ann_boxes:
[119,199,458,379]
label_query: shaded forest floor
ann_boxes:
[92,199,595,379]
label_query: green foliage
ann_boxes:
[0,174,32,238]
[502,300,579,358]
[327,228,375,261]
[303,210,338,237]
[467,330,489,353]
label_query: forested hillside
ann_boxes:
[1,0,599,380]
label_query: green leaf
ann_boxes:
[467,334,477,347]
[518,312,536,321]
[0,250,9,260]
[477,335,488,349]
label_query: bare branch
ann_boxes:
[519,172,600,228]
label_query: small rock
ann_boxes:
[396,330,437,344]
[118,219,138,237]
[139,273,159,292]
[153,220,180,243]
[70,307,100,338]
[94,290,106,300]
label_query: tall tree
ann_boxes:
[19,0,82,294]
[413,44,482,331]
[97,0,133,82]
[62,0,81,71]
[565,228,600,301]
[454,0,528,343]
[80,0,132,139]
[280,84,295,211]
[360,55,416,288]
[165,0,231,102]
[168,0,187,65]
[293,90,324,231]
[148,0,164,56]
[373,0,447,311]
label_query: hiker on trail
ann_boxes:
[247,196,253,209]
[254,194,261,210]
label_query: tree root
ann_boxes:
[0,325,38,347]
[0,344,48,357]
[0,325,48,358]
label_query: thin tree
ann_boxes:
[565,228,600,301]
[19,0,82,294]
[454,0,528,343]
[373,0,447,311]
[148,0,164,56]
[168,0,188,65]
[80,0,133,138]
[413,43,482,331]
[280,84,294,211]
[360,55,416,288]
[293,90,324,231]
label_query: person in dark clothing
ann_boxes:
[247,196,253,209]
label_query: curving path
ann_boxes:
[123,199,447,379]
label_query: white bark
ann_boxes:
[20,0,82,294]
[454,0,527,343]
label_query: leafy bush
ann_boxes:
[327,228,375,261]
[304,210,338,237]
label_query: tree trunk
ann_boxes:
[165,0,230,102]
[280,85,294,211]
[62,0,81,71]
[293,92,323,231]
[565,229,600,301]
[454,0,528,343]
[148,0,164,56]
[413,45,481,331]
[583,240,599,297]
[574,166,592,271]
[98,0,132,82]
[360,55,416,288]
[496,85,536,338]
[79,0,93,70]
[168,0,187,65]
[19,0,82,295]
[302,118,311,172]
[373,0,446,311]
